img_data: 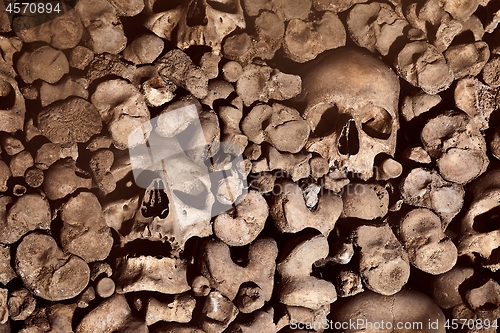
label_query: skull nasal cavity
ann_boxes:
[339,120,359,155]
[187,0,208,27]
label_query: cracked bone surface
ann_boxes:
[353,224,411,295]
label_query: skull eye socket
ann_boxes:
[207,0,238,13]
[360,105,393,140]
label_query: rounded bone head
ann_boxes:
[299,47,400,180]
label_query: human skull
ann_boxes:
[458,168,500,272]
[144,0,246,54]
[298,47,400,180]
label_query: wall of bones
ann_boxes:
[1,0,500,332]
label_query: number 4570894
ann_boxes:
[5,2,61,14]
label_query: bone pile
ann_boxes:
[1,0,500,332]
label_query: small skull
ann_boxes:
[144,0,246,54]
[298,47,400,180]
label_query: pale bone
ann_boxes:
[297,47,399,180]
[15,233,90,301]
[323,169,350,193]
[84,53,156,86]
[234,284,265,314]
[214,190,268,246]
[438,0,481,21]
[491,126,500,160]
[466,279,500,320]
[94,276,114,298]
[91,79,150,149]
[75,0,127,54]
[155,49,208,99]
[0,36,22,77]
[421,111,489,184]
[444,42,490,79]
[0,245,15,285]
[283,11,346,63]
[115,255,190,294]
[145,293,196,326]
[0,289,6,324]
[68,46,94,70]
[223,11,284,64]
[0,194,51,244]
[482,57,500,88]
[217,105,248,156]
[0,70,25,133]
[236,64,301,106]
[458,168,500,271]
[0,161,9,192]
[402,147,432,164]
[1,135,23,155]
[375,157,403,181]
[331,289,446,332]
[17,45,69,84]
[201,79,234,109]
[269,179,342,235]
[144,0,245,54]
[395,41,454,95]
[484,1,500,33]
[277,305,330,333]
[242,103,310,153]
[353,224,410,295]
[255,146,311,181]
[191,275,211,297]
[102,195,140,232]
[141,74,176,107]
[347,2,408,56]
[302,182,321,208]
[341,183,389,220]
[242,0,315,20]
[7,288,36,321]
[434,15,484,53]
[455,77,500,130]
[9,151,33,177]
[14,10,83,49]
[39,76,89,107]
[277,235,337,309]
[76,294,148,333]
[89,149,116,195]
[400,167,464,228]
[398,208,457,274]
[401,90,442,122]
[431,266,474,309]
[310,156,329,179]
[200,237,278,301]
[60,192,114,262]
[42,158,92,200]
[336,269,364,297]
[227,308,276,332]
[108,0,144,16]
[35,143,78,170]
[199,52,221,80]
[37,97,102,144]
[123,34,164,65]
[222,61,243,82]
[201,291,239,333]
[312,0,368,12]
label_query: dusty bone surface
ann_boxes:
[1,0,500,332]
